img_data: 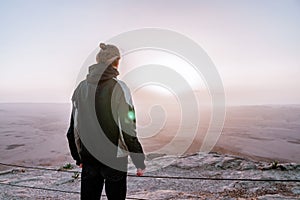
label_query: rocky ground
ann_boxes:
[0,152,299,200]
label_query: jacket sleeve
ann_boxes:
[66,110,81,165]
[117,83,146,170]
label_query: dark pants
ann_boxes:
[81,162,127,200]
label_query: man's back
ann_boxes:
[70,68,145,168]
[67,43,145,200]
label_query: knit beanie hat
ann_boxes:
[96,43,120,65]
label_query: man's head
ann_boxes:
[96,43,120,68]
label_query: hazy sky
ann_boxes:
[0,0,299,105]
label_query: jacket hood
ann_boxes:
[86,63,119,84]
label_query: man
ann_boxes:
[67,43,146,200]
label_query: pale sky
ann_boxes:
[0,0,299,105]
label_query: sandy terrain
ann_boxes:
[0,103,73,168]
[214,105,300,163]
[0,103,299,169]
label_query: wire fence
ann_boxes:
[0,162,299,182]
[0,161,299,199]
[0,182,146,200]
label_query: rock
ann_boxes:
[241,163,257,170]
[54,178,75,186]
[214,157,242,169]
[291,187,300,195]
[146,153,167,160]
[258,194,299,200]
[0,152,299,199]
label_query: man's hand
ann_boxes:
[136,168,145,176]
[79,163,83,168]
